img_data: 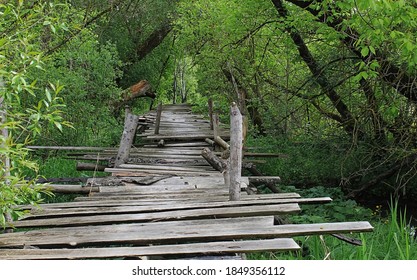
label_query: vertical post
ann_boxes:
[114,106,140,167]
[212,113,221,152]
[213,113,219,139]
[229,102,243,201]
[208,98,214,130]
[154,102,163,135]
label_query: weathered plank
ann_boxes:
[0,218,373,248]
[10,204,301,228]
[0,217,274,247]
[105,168,220,177]
[27,197,332,219]
[144,134,230,141]
[0,238,299,260]
[18,192,302,210]
[119,164,214,172]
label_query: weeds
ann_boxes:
[248,198,417,260]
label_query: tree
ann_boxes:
[0,1,77,228]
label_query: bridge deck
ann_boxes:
[0,104,373,259]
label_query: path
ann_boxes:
[0,104,373,259]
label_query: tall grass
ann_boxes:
[248,200,417,260]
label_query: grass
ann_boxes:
[33,156,108,204]
[247,199,417,260]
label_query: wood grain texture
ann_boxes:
[0,238,299,260]
[11,204,301,228]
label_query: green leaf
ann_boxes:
[361,46,369,57]
[54,122,63,132]
[45,88,52,102]
[369,46,376,55]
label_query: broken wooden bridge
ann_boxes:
[0,103,373,259]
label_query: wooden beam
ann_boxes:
[0,238,299,260]
[76,162,107,172]
[9,204,301,228]
[229,102,243,201]
[214,136,230,150]
[114,107,140,167]
[154,102,163,135]
[0,219,374,248]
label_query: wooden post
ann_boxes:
[213,113,219,139]
[229,102,243,201]
[208,98,214,130]
[212,113,223,152]
[154,102,163,135]
[114,106,140,167]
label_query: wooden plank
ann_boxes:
[27,197,332,218]
[0,217,274,247]
[19,192,302,210]
[105,168,220,177]
[144,134,230,141]
[98,184,227,193]
[26,146,114,151]
[10,204,301,228]
[0,219,373,248]
[143,142,209,148]
[119,164,215,172]
[0,238,299,260]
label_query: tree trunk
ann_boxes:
[272,0,360,137]
[135,23,172,61]
[283,0,417,103]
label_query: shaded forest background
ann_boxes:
[2,0,417,218]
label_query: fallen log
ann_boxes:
[76,162,108,172]
[244,162,281,193]
[113,80,156,114]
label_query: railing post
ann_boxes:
[229,102,243,201]
[154,102,163,135]
[208,98,214,130]
[114,106,140,167]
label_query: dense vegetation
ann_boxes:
[1,0,417,258]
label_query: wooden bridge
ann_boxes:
[0,103,373,259]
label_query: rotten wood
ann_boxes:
[112,80,156,114]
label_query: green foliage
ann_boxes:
[0,1,78,228]
[248,199,417,260]
[31,32,123,146]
